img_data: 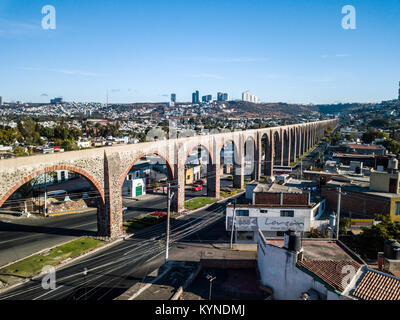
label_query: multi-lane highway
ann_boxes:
[0,194,166,266]
[0,178,234,267]
[0,198,232,300]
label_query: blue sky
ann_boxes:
[0,0,399,104]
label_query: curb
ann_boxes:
[0,189,246,295]
[46,208,95,217]
[176,190,246,219]
[0,233,133,295]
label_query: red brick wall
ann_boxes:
[254,192,308,205]
[254,193,280,205]
[283,193,309,205]
[321,187,391,219]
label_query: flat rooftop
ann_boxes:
[325,179,400,199]
[265,239,357,262]
[253,183,303,194]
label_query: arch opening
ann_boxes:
[120,153,174,229]
[0,166,105,266]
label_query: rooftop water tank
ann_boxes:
[284,229,302,252]
[384,239,400,260]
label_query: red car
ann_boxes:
[191,184,203,191]
[195,179,206,185]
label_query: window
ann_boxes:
[395,202,400,216]
[260,209,268,214]
[280,210,294,217]
[236,209,249,217]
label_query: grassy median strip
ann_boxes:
[0,237,104,278]
[220,189,243,198]
[123,212,180,232]
[185,197,218,210]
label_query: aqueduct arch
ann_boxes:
[0,119,339,238]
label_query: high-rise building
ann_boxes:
[398,81,400,100]
[202,95,212,102]
[192,90,200,104]
[242,90,258,103]
[50,97,63,104]
[0,96,3,106]
[217,92,228,101]
[171,93,176,103]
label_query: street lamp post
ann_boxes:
[230,199,237,249]
[206,274,216,300]
[165,183,176,263]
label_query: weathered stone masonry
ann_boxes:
[0,119,338,238]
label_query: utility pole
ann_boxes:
[165,183,171,263]
[230,199,237,249]
[165,183,176,263]
[44,173,48,216]
[336,187,342,240]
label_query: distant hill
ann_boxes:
[314,103,371,114]
[225,101,319,118]
[224,101,372,118]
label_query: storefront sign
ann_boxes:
[227,216,306,232]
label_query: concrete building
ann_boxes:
[321,158,400,222]
[0,96,3,106]
[192,90,200,104]
[201,95,212,103]
[185,164,201,185]
[122,177,146,198]
[242,90,258,104]
[121,160,150,197]
[321,177,400,222]
[217,92,228,101]
[333,143,386,156]
[398,81,400,101]
[50,97,63,104]
[370,159,400,193]
[256,230,400,300]
[226,183,328,241]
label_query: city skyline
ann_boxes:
[1,0,400,104]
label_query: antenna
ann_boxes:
[106,89,109,107]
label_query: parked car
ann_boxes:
[195,179,206,185]
[191,184,203,191]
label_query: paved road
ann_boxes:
[292,141,328,176]
[0,194,169,267]
[0,178,235,267]
[0,196,235,300]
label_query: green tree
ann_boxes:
[344,215,400,260]
[13,145,28,157]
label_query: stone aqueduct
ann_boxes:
[0,119,339,238]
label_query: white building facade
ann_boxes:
[242,90,258,103]
[225,201,326,242]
